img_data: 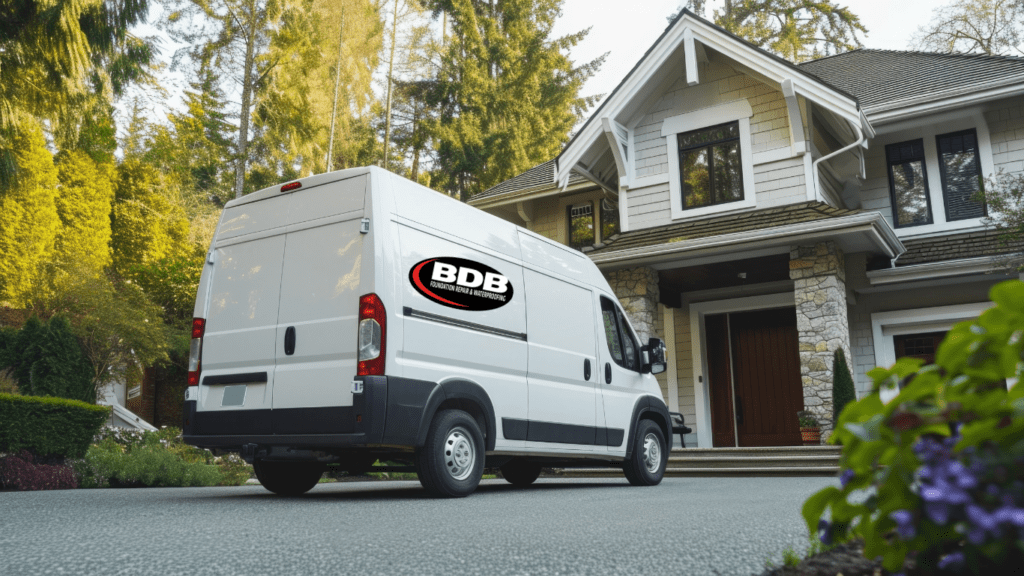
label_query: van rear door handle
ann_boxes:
[584,359,591,381]
[604,362,612,384]
[284,326,296,355]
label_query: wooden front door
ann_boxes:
[705,308,804,447]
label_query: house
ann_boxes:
[469,10,1024,449]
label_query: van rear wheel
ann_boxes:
[500,459,542,487]
[253,460,323,496]
[622,419,667,486]
[415,409,484,498]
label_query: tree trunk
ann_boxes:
[327,6,346,172]
[233,0,259,199]
[382,0,399,169]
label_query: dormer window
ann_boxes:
[678,122,744,209]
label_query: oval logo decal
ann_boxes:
[409,257,513,311]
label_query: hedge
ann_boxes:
[0,393,109,458]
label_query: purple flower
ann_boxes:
[938,551,965,570]
[995,507,1024,527]
[890,509,916,539]
[925,500,951,525]
[818,519,833,545]
[839,469,855,487]
[967,503,997,531]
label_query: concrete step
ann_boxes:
[553,466,841,478]
[668,455,840,469]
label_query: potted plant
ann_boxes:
[797,410,820,445]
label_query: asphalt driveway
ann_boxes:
[0,476,839,576]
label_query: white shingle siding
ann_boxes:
[986,102,1024,174]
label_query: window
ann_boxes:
[600,198,619,239]
[886,139,933,228]
[567,202,594,250]
[937,129,986,221]
[677,121,744,210]
[600,297,639,372]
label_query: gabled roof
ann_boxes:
[799,50,1024,115]
[472,160,588,204]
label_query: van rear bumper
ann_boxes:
[182,375,438,451]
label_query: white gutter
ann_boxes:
[812,120,864,203]
[588,211,904,266]
[866,256,1011,286]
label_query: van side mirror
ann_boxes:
[641,338,667,375]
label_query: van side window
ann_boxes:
[600,296,640,372]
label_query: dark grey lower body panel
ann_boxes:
[501,417,624,447]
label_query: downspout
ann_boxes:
[811,121,864,203]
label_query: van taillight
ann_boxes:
[187,318,205,387]
[357,294,386,376]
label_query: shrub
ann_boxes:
[0,393,108,458]
[73,438,222,488]
[803,280,1024,575]
[833,348,857,424]
[0,450,78,490]
[216,453,253,486]
[3,315,94,402]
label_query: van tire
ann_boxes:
[500,459,542,487]
[253,460,323,496]
[415,409,484,498]
[623,419,667,486]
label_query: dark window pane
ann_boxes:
[682,148,711,208]
[616,306,639,371]
[886,139,932,227]
[600,198,619,239]
[568,202,594,250]
[600,298,624,363]
[938,130,985,221]
[713,142,743,202]
[678,122,739,149]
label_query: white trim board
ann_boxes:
[867,256,1007,286]
[870,302,994,403]
[688,292,795,448]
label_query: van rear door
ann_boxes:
[271,175,368,421]
[198,194,291,420]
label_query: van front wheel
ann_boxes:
[622,419,667,486]
[253,460,323,496]
[415,409,484,498]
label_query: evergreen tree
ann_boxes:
[110,159,190,276]
[3,316,94,402]
[833,348,856,423]
[54,151,116,275]
[423,0,604,200]
[679,1,866,62]
[0,121,60,306]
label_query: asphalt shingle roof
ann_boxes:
[472,160,588,203]
[587,202,859,255]
[894,230,1024,267]
[798,49,1024,112]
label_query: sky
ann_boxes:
[552,0,945,112]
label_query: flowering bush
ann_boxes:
[0,450,77,490]
[803,280,1024,574]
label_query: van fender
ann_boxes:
[624,395,673,458]
[414,380,497,452]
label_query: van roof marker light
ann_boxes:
[281,181,302,192]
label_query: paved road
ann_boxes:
[1,476,839,576]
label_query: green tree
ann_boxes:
[110,159,190,276]
[5,316,95,402]
[679,1,866,62]
[0,121,60,306]
[424,0,604,200]
[832,348,855,424]
[53,151,116,275]
[0,0,155,185]
[912,0,1024,56]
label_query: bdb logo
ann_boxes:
[409,257,513,311]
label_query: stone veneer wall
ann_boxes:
[605,267,660,343]
[789,242,850,441]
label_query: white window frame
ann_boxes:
[870,301,995,403]
[875,110,995,238]
[663,100,757,221]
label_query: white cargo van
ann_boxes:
[183,167,673,497]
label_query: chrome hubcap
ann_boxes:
[444,427,476,481]
[643,433,661,474]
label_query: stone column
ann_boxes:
[789,242,850,442]
[606,267,660,343]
